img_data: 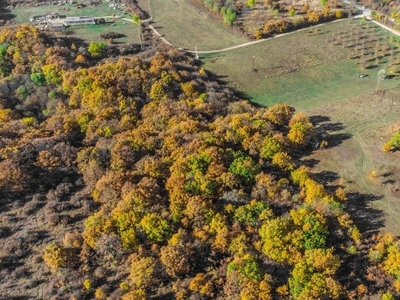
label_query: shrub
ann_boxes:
[30,72,45,86]
[43,243,67,272]
[88,41,106,58]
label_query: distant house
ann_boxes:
[64,16,95,26]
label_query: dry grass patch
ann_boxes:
[307,89,400,235]
[149,0,248,50]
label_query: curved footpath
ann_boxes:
[129,0,400,54]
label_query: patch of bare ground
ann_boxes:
[0,180,95,298]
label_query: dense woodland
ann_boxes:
[1,24,400,299]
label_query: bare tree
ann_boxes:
[376,69,387,91]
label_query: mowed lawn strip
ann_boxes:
[149,0,248,50]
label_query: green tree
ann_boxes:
[260,136,282,159]
[289,249,341,299]
[227,254,263,281]
[30,72,45,86]
[234,200,272,226]
[221,6,237,25]
[42,63,63,85]
[88,41,106,58]
[0,43,9,77]
[384,131,400,151]
[382,292,395,300]
[140,213,170,242]
[229,151,261,183]
[132,14,141,24]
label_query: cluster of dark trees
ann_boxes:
[0,24,399,299]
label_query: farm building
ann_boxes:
[64,16,95,26]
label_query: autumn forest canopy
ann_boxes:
[1,23,400,300]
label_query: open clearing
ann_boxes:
[63,19,141,44]
[307,89,400,235]
[202,19,400,111]
[149,0,248,50]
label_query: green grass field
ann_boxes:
[64,19,141,44]
[149,0,248,50]
[202,19,400,111]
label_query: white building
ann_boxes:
[64,16,95,26]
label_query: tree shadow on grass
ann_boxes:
[0,3,15,23]
[300,158,320,169]
[311,115,352,148]
[346,192,385,237]
[197,66,252,101]
[313,170,340,184]
[325,132,353,148]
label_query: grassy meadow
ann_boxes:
[306,89,400,234]
[63,19,141,44]
[149,0,249,50]
[201,19,400,111]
